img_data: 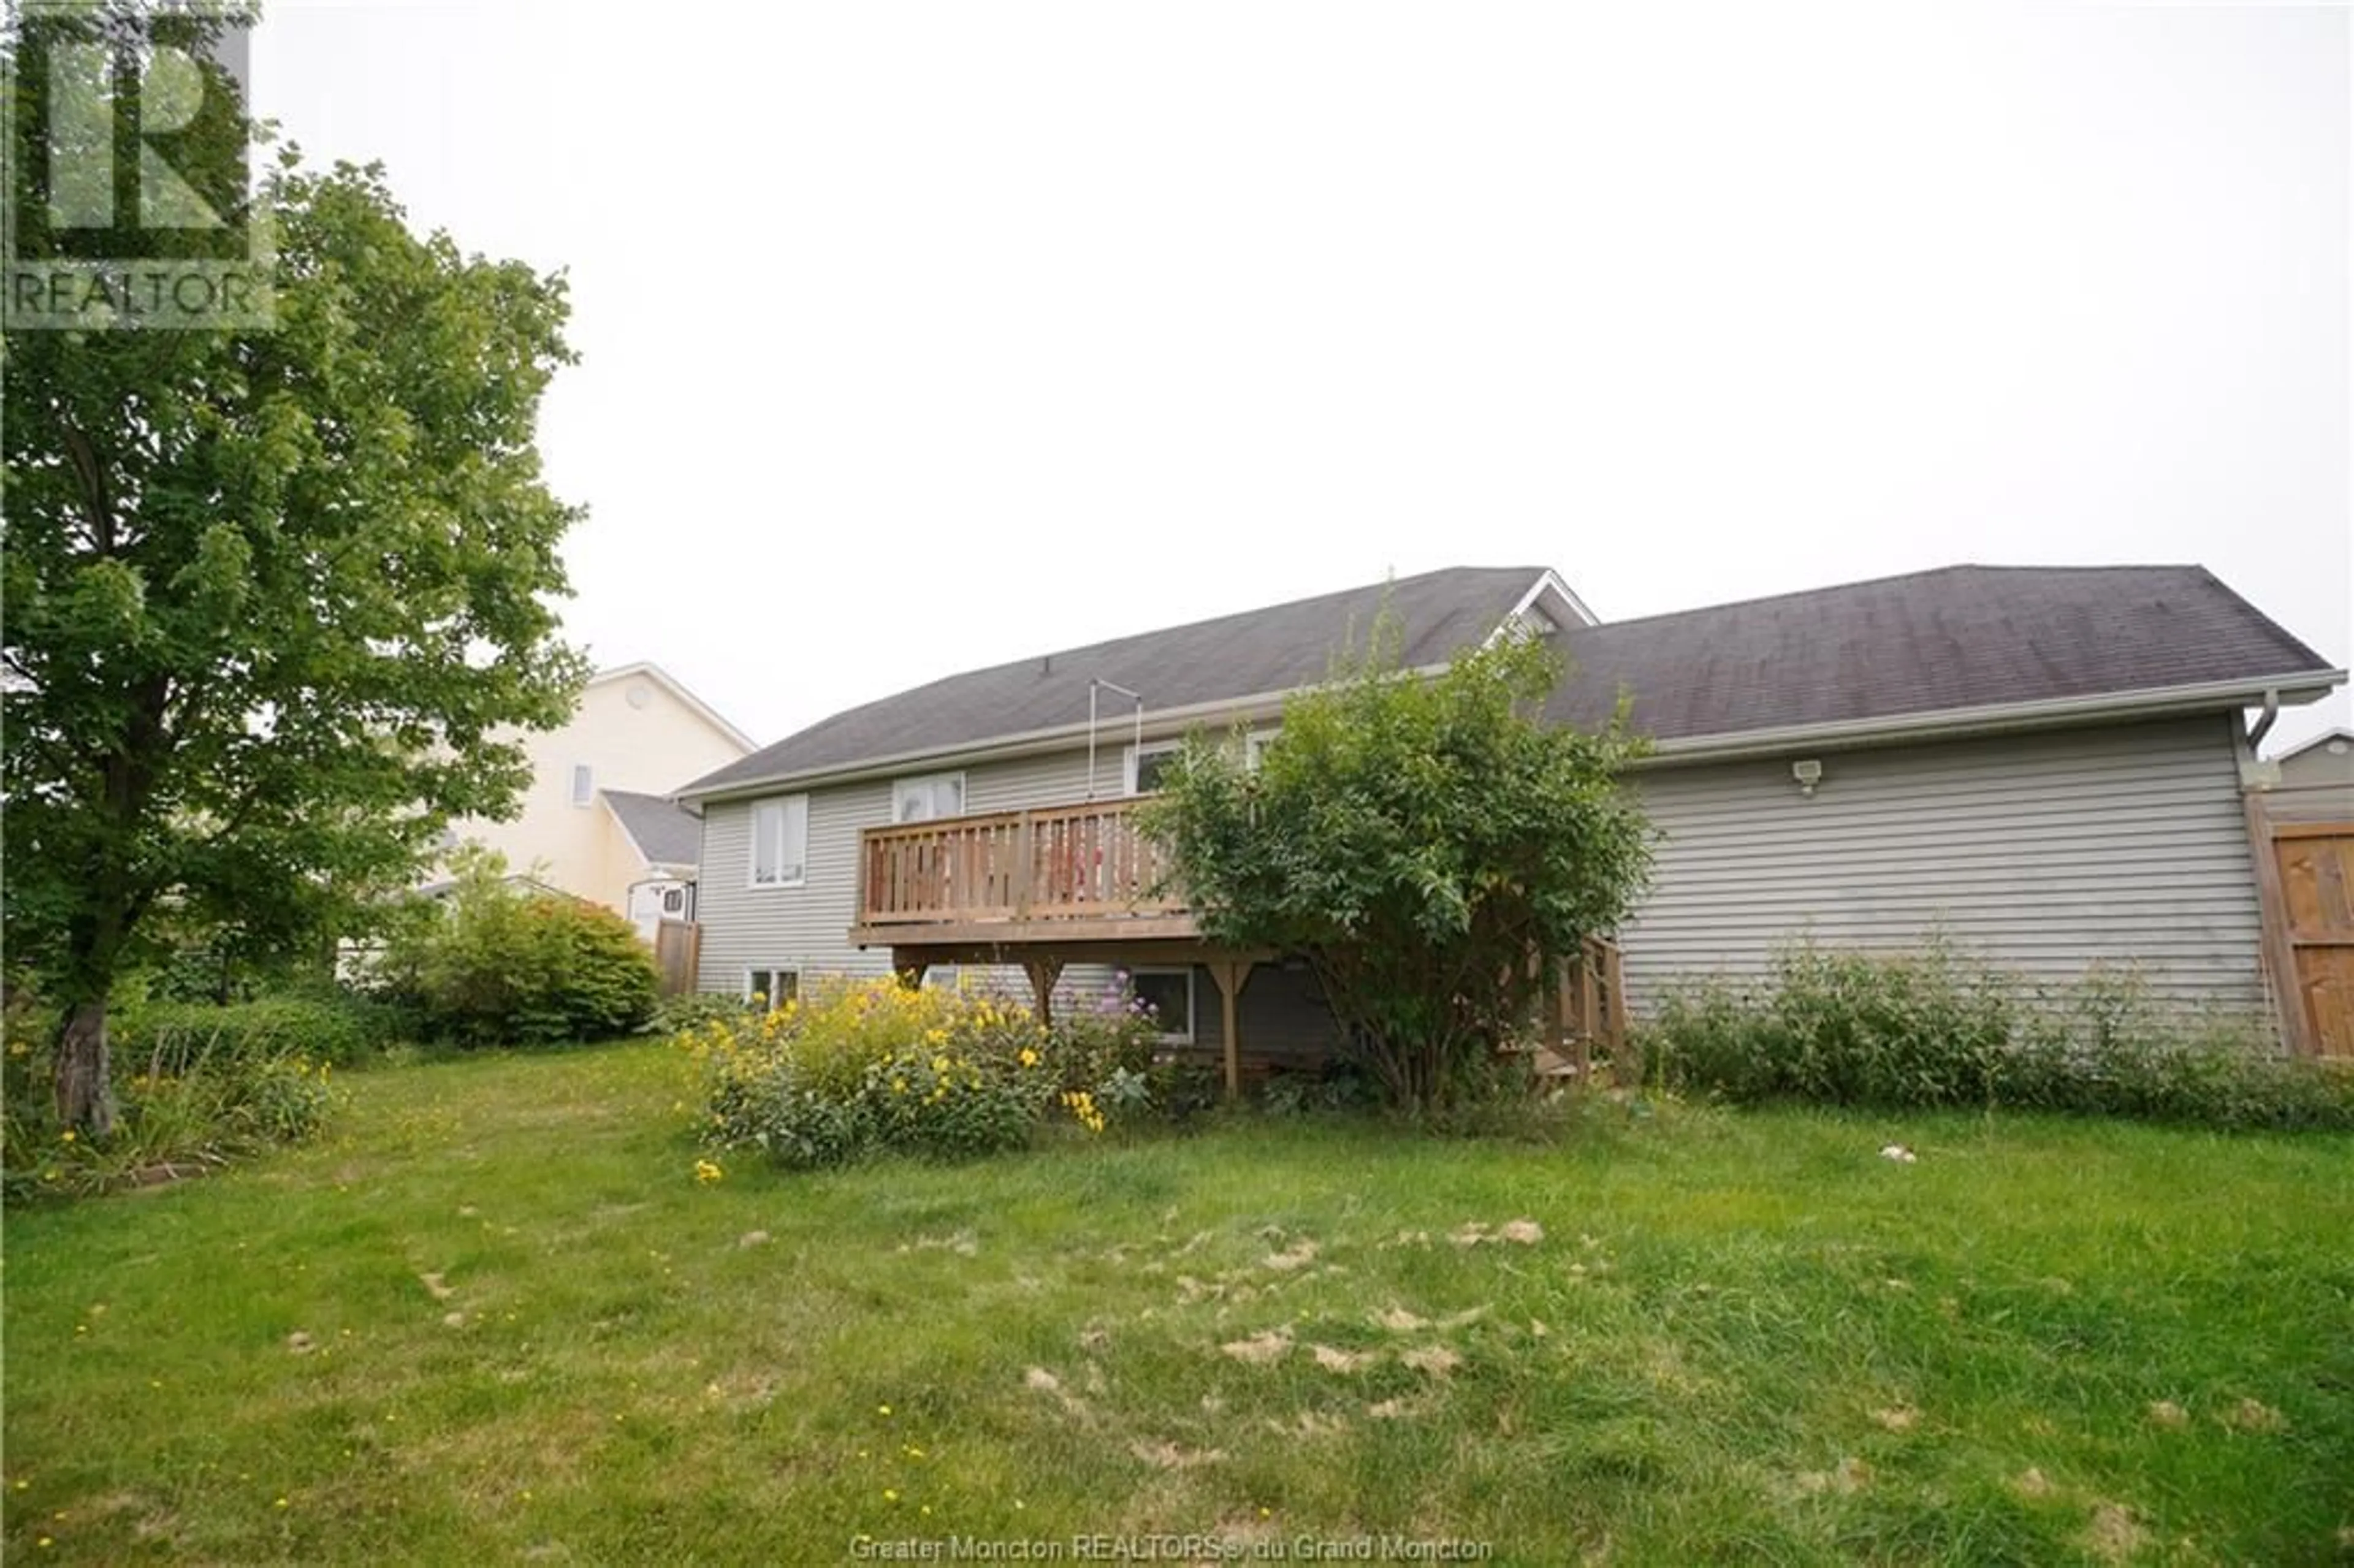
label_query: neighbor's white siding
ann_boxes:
[1618,715,2263,1009]
[694,746,1108,995]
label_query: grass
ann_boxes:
[5,1041,2351,1566]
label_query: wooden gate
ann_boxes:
[2246,790,2354,1059]
[653,919,703,998]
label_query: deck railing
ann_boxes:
[857,798,1185,927]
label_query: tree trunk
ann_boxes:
[55,997,120,1138]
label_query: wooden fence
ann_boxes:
[2245,786,2354,1059]
[653,919,701,997]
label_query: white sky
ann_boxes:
[254,2,2352,756]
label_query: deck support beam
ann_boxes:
[1021,957,1066,1029]
[1205,956,1255,1101]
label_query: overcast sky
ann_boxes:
[254,2,2351,756]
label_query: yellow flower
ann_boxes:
[1018,1048,1039,1068]
[693,1159,724,1184]
[891,1078,908,1095]
[877,1404,892,1416]
[59,1130,75,1144]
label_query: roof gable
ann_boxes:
[2272,726,2354,766]
[588,662,757,753]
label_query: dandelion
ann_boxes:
[59,1130,75,1144]
[883,1488,899,1502]
[878,1404,892,1417]
[1018,1048,1039,1068]
[274,1497,289,1509]
[693,1159,724,1184]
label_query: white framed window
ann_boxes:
[1125,742,1183,796]
[891,772,967,823]
[748,796,809,888]
[569,763,594,807]
[745,967,799,1010]
[1129,967,1195,1045]
[1244,728,1281,771]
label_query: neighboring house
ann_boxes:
[2269,728,2354,794]
[672,565,2344,1071]
[442,662,754,934]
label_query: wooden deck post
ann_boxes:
[1206,957,1254,1100]
[1021,956,1064,1028]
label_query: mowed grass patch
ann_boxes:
[5,1040,2350,1565]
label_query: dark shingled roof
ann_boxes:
[1544,565,2333,741]
[602,790,704,867]
[679,562,2335,797]
[681,566,1544,795]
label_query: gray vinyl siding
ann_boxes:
[1188,962,1346,1063]
[1618,715,2263,1010]
[695,745,1121,995]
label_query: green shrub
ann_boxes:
[644,991,754,1038]
[1640,944,2354,1131]
[113,995,381,1073]
[375,855,658,1046]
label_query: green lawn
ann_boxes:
[5,1042,2350,1566]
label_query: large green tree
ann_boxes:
[4,10,586,1132]
[1141,626,1654,1111]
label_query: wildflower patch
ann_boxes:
[680,975,1164,1169]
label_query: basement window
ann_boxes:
[745,968,799,1010]
[1129,967,1195,1045]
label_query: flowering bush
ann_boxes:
[684,977,1057,1169]
[1037,972,1164,1097]
[683,974,1181,1168]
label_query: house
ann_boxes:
[2269,728,2354,794]
[442,662,754,934]
[671,565,2345,1074]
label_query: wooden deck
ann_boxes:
[848,798,1194,948]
